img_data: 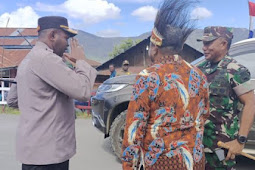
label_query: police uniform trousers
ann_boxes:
[22,160,69,170]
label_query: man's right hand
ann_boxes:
[63,38,86,63]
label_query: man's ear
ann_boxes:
[48,30,57,41]
[220,38,228,49]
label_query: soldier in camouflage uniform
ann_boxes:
[197,26,255,170]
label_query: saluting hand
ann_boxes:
[63,38,86,63]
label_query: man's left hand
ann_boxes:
[225,139,245,160]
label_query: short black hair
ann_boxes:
[38,29,48,37]
[38,28,62,38]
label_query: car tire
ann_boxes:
[109,110,127,161]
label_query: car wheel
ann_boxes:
[109,110,127,161]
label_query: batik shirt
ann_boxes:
[198,56,254,152]
[122,55,210,170]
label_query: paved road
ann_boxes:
[0,114,254,170]
[0,114,20,170]
[0,114,121,170]
[71,119,121,170]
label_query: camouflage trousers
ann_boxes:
[205,152,236,170]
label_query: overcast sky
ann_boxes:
[0,0,252,37]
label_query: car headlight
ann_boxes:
[97,84,127,93]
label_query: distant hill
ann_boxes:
[76,31,150,63]
[76,28,251,64]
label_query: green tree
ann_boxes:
[109,38,142,58]
[135,39,142,45]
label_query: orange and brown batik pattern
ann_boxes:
[122,55,210,170]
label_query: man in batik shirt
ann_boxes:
[197,26,255,169]
[122,0,210,169]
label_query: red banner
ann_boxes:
[249,1,255,16]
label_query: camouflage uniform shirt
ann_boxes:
[198,56,254,152]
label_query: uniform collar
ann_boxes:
[153,54,182,65]
[201,55,231,74]
[36,41,54,53]
[217,56,232,68]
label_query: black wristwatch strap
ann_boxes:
[237,135,248,144]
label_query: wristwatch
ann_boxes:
[237,135,248,144]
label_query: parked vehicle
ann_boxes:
[75,91,96,113]
[91,38,255,159]
[91,75,135,159]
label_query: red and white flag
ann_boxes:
[249,1,255,16]
[248,1,255,38]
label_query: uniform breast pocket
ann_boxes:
[209,85,230,110]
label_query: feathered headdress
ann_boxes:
[151,0,198,50]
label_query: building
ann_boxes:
[96,37,203,75]
[0,28,37,78]
[0,28,101,104]
[0,28,101,79]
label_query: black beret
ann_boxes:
[37,16,77,37]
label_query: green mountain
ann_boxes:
[76,31,150,63]
[76,28,251,64]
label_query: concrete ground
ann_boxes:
[70,118,121,170]
[0,114,121,170]
[0,114,254,170]
[0,114,20,170]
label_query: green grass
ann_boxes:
[0,105,92,119]
[0,105,20,114]
[75,109,92,119]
